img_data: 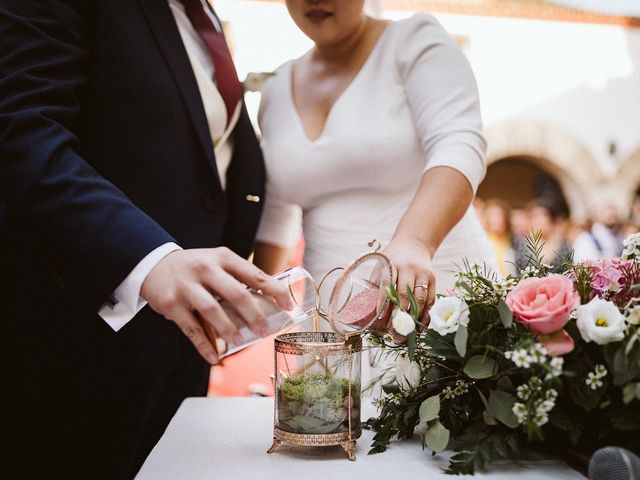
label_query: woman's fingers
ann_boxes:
[395,268,415,312]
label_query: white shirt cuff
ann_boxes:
[98,242,182,331]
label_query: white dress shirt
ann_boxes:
[99,0,241,331]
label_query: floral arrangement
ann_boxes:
[365,232,640,475]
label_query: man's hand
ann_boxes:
[140,247,293,365]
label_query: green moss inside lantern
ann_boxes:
[277,372,360,435]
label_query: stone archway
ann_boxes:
[616,146,640,209]
[478,155,570,215]
[483,121,602,221]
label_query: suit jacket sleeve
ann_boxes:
[0,0,175,314]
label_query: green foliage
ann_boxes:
[497,300,513,328]
[419,395,440,423]
[365,235,640,474]
[279,372,356,410]
[424,420,450,453]
[463,355,499,379]
[454,324,468,357]
[487,390,518,429]
[521,230,545,270]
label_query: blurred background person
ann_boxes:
[509,205,531,239]
[573,202,624,261]
[484,199,516,276]
[515,198,571,268]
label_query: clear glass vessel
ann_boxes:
[268,251,393,460]
[219,266,316,358]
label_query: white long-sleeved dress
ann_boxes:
[257,13,496,304]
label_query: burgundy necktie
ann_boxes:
[181,0,243,126]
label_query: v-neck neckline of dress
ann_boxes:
[287,23,393,145]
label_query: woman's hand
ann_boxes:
[383,236,436,324]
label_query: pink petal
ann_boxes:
[539,329,575,356]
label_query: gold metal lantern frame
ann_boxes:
[267,250,394,461]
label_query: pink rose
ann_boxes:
[506,274,580,336]
[506,275,579,356]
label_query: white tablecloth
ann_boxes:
[136,397,586,480]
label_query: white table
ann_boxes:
[136,397,586,479]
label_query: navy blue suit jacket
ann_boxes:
[0,1,265,477]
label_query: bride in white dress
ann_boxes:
[254,1,495,333]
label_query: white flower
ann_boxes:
[428,296,470,336]
[626,306,640,326]
[529,377,542,392]
[529,343,548,364]
[391,309,416,336]
[454,379,469,395]
[547,357,564,378]
[594,364,607,378]
[576,298,626,345]
[442,386,456,399]
[511,348,532,368]
[546,389,558,401]
[533,412,549,427]
[537,400,555,414]
[517,384,531,400]
[242,71,275,92]
[395,356,421,390]
[586,372,603,390]
[512,403,528,424]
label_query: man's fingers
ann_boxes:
[217,248,293,310]
[203,267,271,337]
[186,285,242,345]
[173,308,219,365]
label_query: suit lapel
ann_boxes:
[137,0,223,194]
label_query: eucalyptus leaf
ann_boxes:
[497,376,513,391]
[476,388,490,409]
[407,331,417,360]
[419,395,441,423]
[626,333,639,357]
[497,300,513,328]
[488,390,519,428]
[454,324,468,357]
[463,355,498,379]
[483,409,498,426]
[623,382,640,404]
[424,420,450,453]
[613,347,640,386]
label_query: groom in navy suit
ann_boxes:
[0,1,288,478]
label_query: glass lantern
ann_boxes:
[268,251,393,460]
